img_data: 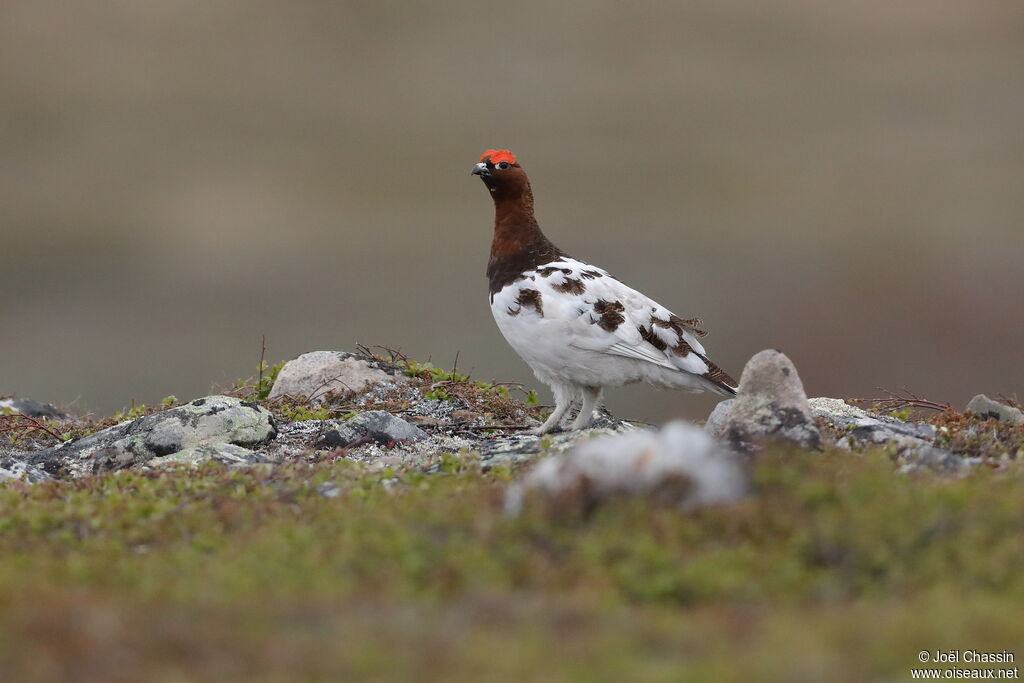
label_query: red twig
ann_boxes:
[997,393,1021,409]
[848,387,952,413]
[362,344,407,364]
[0,414,64,441]
[258,335,267,391]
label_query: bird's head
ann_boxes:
[472,149,530,201]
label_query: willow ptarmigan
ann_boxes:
[472,149,737,434]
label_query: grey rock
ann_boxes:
[714,396,939,449]
[30,395,277,477]
[0,457,52,484]
[271,415,475,469]
[722,350,821,452]
[313,411,426,449]
[809,397,937,446]
[272,418,348,451]
[268,351,410,403]
[704,399,734,436]
[0,397,67,419]
[316,483,342,498]
[144,443,272,470]
[478,414,638,469]
[898,446,975,476]
[966,394,1024,426]
[808,397,968,470]
[268,399,634,471]
[506,420,747,515]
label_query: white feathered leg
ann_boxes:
[569,385,601,430]
[532,383,573,435]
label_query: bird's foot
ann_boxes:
[528,424,563,436]
[568,415,597,432]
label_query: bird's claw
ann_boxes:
[528,426,562,436]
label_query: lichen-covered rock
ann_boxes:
[898,446,977,475]
[506,421,747,516]
[966,394,1024,426]
[271,416,475,469]
[721,350,821,453]
[809,397,970,470]
[0,457,52,484]
[268,351,409,403]
[30,396,277,477]
[704,399,734,435]
[0,397,67,419]
[144,443,273,470]
[478,414,636,469]
[809,397,937,446]
[313,410,426,449]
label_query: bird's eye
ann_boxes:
[497,161,511,170]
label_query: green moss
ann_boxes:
[0,452,1021,679]
[6,356,1018,679]
[423,387,452,401]
[112,403,152,422]
[0,451,1022,679]
[403,359,470,384]
[278,404,331,422]
[219,353,546,428]
[398,358,543,423]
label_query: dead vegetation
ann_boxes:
[846,387,1023,464]
[849,387,954,418]
[928,410,1024,464]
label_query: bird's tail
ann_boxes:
[696,353,738,396]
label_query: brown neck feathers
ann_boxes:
[486,181,563,296]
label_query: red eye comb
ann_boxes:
[480,149,516,165]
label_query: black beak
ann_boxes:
[471,162,491,177]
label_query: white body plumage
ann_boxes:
[489,257,733,433]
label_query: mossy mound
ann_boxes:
[0,448,1022,680]
[2,353,1022,680]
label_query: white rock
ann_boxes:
[268,351,409,403]
[807,397,864,419]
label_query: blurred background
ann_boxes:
[1,0,1021,423]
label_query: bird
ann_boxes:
[472,149,737,435]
